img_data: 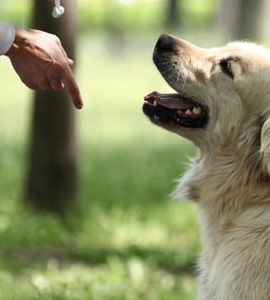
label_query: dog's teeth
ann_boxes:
[185,109,192,115]
[153,100,158,106]
[193,106,202,115]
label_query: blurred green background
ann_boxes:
[0,0,267,299]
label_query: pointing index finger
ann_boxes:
[62,67,83,109]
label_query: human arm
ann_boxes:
[3,25,83,109]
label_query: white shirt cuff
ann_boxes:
[0,22,15,56]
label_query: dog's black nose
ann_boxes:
[155,34,178,52]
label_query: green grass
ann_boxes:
[0,34,199,299]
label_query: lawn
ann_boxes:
[0,34,200,299]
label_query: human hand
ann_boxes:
[5,27,83,109]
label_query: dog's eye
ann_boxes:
[219,59,234,79]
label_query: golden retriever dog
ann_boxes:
[143,34,270,300]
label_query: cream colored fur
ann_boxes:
[156,38,270,299]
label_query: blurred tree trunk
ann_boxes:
[259,0,270,41]
[166,0,181,29]
[219,0,264,40]
[25,0,78,214]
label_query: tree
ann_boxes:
[25,0,78,213]
[219,0,265,40]
[166,0,181,30]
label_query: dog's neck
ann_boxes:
[176,145,270,264]
[177,144,270,217]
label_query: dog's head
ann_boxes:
[143,34,270,173]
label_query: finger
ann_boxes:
[57,40,73,67]
[68,58,74,67]
[50,79,65,91]
[24,82,39,90]
[61,68,83,109]
[39,80,51,90]
[20,77,39,90]
[40,85,51,90]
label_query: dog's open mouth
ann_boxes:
[143,91,208,128]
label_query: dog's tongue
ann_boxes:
[144,91,194,110]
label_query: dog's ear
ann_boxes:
[261,117,270,173]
